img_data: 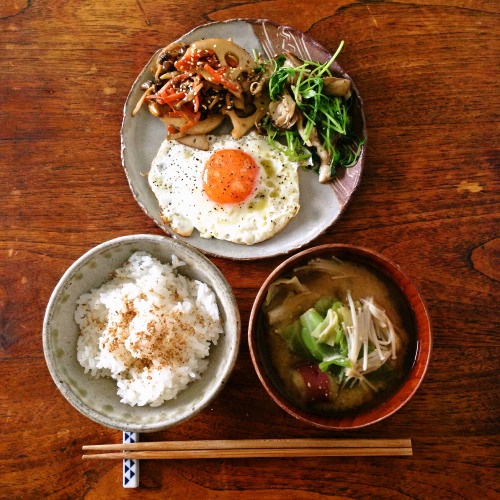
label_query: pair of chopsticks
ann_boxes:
[82,438,412,460]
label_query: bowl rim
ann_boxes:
[248,243,432,430]
[43,233,241,432]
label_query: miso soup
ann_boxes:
[262,256,416,415]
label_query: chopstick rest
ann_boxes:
[122,432,139,488]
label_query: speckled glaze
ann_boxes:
[248,244,432,430]
[43,235,241,432]
[121,19,366,260]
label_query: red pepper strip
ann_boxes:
[175,49,215,71]
[156,80,172,95]
[179,112,201,133]
[148,82,185,105]
[154,72,196,96]
[168,103,197,119]
[167,102,200,131]
[167,110,185,118]
[159,91,186,103]
[203,64,240,92]
[145,82,172,103]
[166,125,178,134]
[180,108,199,123]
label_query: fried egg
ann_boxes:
[148,132,301,245]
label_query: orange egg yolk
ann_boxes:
[202,149,259,204]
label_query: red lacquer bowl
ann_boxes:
[248,244,432,430]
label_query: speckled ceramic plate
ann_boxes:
[121,19,366,260]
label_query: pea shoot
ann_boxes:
[263,41,365,180]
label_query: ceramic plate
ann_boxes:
[121,19,366,260]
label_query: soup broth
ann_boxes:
[262,256,416,416]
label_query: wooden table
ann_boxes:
[1,0,498,498]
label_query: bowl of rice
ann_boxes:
[43,234,241,432]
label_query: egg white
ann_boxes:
[148,132,301,245]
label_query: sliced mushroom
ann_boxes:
[296,113,335,183]
[159,113,225,135]
[322,76,351,98]
[316,142,335,183]
[268,89,297,129]
[159,114,225,150]
[147,101,162,117]
[281,52,304,86]
[156,42,189,70]
[284,53,351,99]
[284,52,304,68]
[223,94,270,139]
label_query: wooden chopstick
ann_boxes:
[82,438,412,460]
[83,438,411,451]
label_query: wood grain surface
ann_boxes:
[1,0,498,498]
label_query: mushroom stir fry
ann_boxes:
[133,38,271,151]
[134,38,364,182]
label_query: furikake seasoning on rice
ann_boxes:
[75,251,222,407]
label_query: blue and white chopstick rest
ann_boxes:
[122,432,139,488]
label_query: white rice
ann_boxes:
[75,251,222,407]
